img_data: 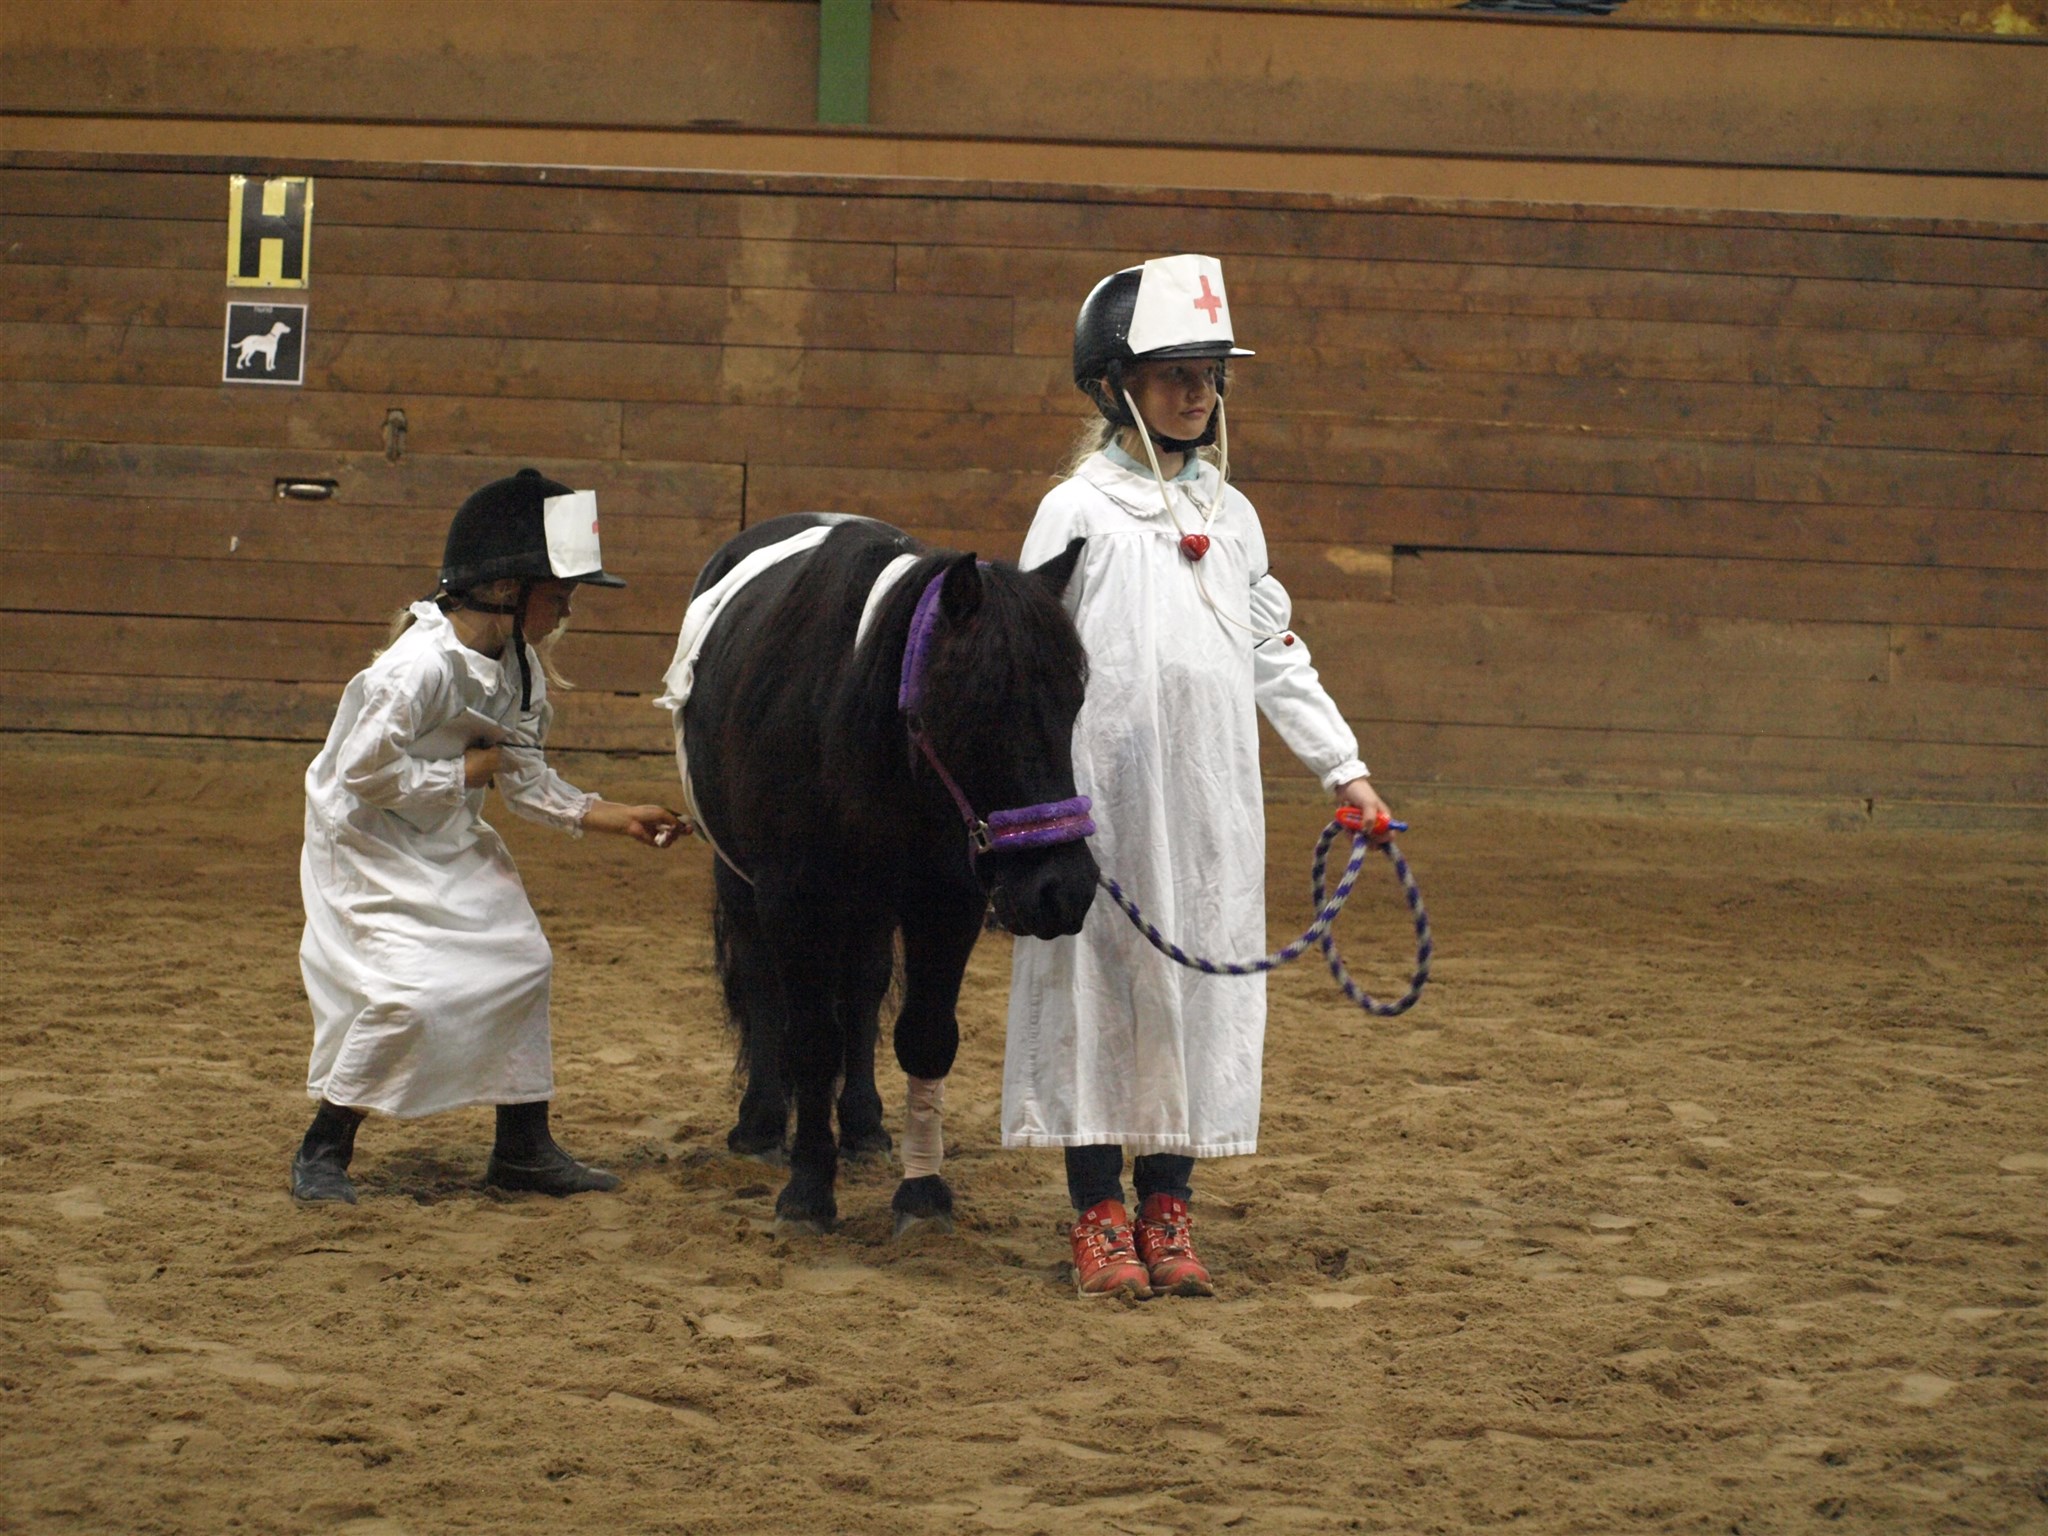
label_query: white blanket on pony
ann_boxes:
[653,522,921,845]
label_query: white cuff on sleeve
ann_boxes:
[566,791,598,838]
[431,758,471,805]
[1321,759,1370,793]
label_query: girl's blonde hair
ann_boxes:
[1055,417,1222,483]
[380,579,575,692]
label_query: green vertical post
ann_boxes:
[818,0,872,125]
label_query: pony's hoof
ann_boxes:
[774,1183,837,1235]
[727,1127,788,1164]
[892,1209,956,1241]
[889,1174,955,1241]
[839,1130,893,1163]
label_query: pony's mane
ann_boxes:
[927,557,1089,721]
[781,525,1089,806]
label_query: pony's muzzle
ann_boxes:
[988,841,1100,939]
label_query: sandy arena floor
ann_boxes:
[0,736,2043,1535]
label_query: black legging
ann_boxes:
[1064,1144,1194,1213]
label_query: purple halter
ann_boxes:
[899,568,1095,858]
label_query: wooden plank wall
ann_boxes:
[13,4,2044,179]
[1,157,2043,804]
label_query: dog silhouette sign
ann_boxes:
[223,302,307,386]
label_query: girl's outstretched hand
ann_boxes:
[1334,777,1395,843]
[583,800,688,847]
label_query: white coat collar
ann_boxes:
[1075,450,1222,522]
[408,599,514,691]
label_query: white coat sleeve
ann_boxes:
[493,687,599,836]
[1019,487,1086,580]
[1249,570,1370,793]
[337,669,471,820]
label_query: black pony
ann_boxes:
[676,514,1097,1234]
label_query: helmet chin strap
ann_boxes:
[511,594,531,711]
[1120,390,1283,645]
[1216,390,1230,491]
[1096,361,1222,457]
[449,584,536,710]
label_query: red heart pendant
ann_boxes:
[1180,533,1211,563]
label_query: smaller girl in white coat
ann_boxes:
[291,468,682,1205]
[1006,257,1394,1298]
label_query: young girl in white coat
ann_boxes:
[291,468,682,1205]
[1006,257,1393,1298]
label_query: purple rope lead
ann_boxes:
[1099,820,1432,1018]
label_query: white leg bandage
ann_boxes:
[901,1074,946,1180]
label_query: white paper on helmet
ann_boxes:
[1125,254,1236,356]
[542,489,603,580]
[411,708,512,760]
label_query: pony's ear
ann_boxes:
[938,552,983,626]
[1030,537,1086,597]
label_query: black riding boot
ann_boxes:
[291,1100,364,1204]
[485,1101,620,1196]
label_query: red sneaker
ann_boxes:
[1136,1194,1214,1296]
[1070,1199,1152,1299]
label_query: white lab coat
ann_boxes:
[1003,449,1368,1156]
[299,602,596,1119]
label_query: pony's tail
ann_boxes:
[712,877,796,1157]
[712,890,748,1081]
[712,882,779,1091]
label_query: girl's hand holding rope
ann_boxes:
[1334,775,1393,843]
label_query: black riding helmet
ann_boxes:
[441,467,624,592]
[1072,257,1254,451]
[439,467,624,709]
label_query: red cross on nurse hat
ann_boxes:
[1126,255,1256,359]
